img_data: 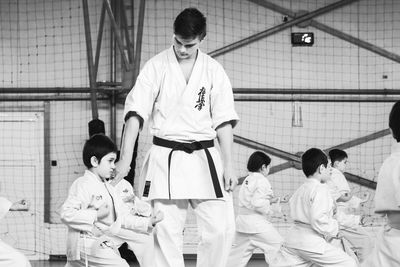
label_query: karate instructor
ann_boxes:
[115,7,239,267]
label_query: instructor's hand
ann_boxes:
[110,160,130,186]
[224,166,238,192]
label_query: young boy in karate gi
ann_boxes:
[114,178,155,267]
[0,197,31,267]
[362,100,400,266]
[226,151,285,267]
[60,134,162,267]
[271,148,357,267]
[116,7,239,267]
[327,149,373,262]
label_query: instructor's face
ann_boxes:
[173,34,201,60]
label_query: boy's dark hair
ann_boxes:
[82,134,118,168]
[389,101,400,142]
[174,8,206,40]
[247,151,271,172]
[302,148,328,177]
[328,149,348,166]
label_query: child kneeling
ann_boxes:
[227,151,285,267]
[271,148,357,267]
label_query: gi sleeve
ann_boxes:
[116,197,151,233]
[337,211,360,229]
[123,61,160,128]
[210,63,239,129]
[251,179,274,215]
[334,171,351,195]
[120,214,151,233]
[309,185,339,238]
[393,164,400,207]
[60,180,98,232]
[0,197,12,220]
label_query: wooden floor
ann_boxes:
[31,259,268,267]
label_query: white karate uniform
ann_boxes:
[0,197,31,267]
[60,170,151,267]
[124,46,239,267]
[227,173,283,267]
[362,142,400,267]
[271,179,357,267]
[326,168,373,262]
[113,179,155,267]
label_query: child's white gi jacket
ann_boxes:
[286,179,339,254]
[236,172,275,233]
[60,170,150,260]
[326,168,361,229]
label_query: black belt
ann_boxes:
[153,136,223,198]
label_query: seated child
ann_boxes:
[60,134,163,267]
[226,151,285,267]
[113,178,155,267]
[362,100,400,266]
[271,148,357,267]
[0,197,31,267]
[327,149,373,262]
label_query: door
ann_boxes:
[0,112,44,258]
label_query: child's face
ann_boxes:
[320,163,332,183]
[334,158,348,172]
[260,164,270,177]
[92,152,117,180]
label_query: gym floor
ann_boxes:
[31,258,267,267]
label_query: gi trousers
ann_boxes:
[362,225,400,267]
[153,196,235,267]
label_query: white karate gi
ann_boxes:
[362,142,400,267]
[271,179,357,267]
[227,173,283,267]
[326,168,373,262]
[0,197,31,267]
[114,179,155,267]
[61,170,151,267]
[124,46,239,267]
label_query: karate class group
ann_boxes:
[1,6,399,267]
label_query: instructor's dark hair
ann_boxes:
[174,8,206,40]
[82,134,117,168]
[247,151,271,172]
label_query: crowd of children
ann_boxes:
[2,103,398,266]
[1,103,398,267]
[54,98,399,267]
[56,94,398,267]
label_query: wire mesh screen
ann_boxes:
[0,0,399,257]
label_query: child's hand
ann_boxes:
[122,194,135,203]
[335,231,344,239]
[360,192,370,203]
[87,195,109,220]
[96,202,110,220]
[88,195,104,210]
[148,211,164,232]
[151,211,164,226]
[360,215,373,226]
[280,194,291,203]
[269,196,280,204]
[333,204,337,216]
[134,200,152,217]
